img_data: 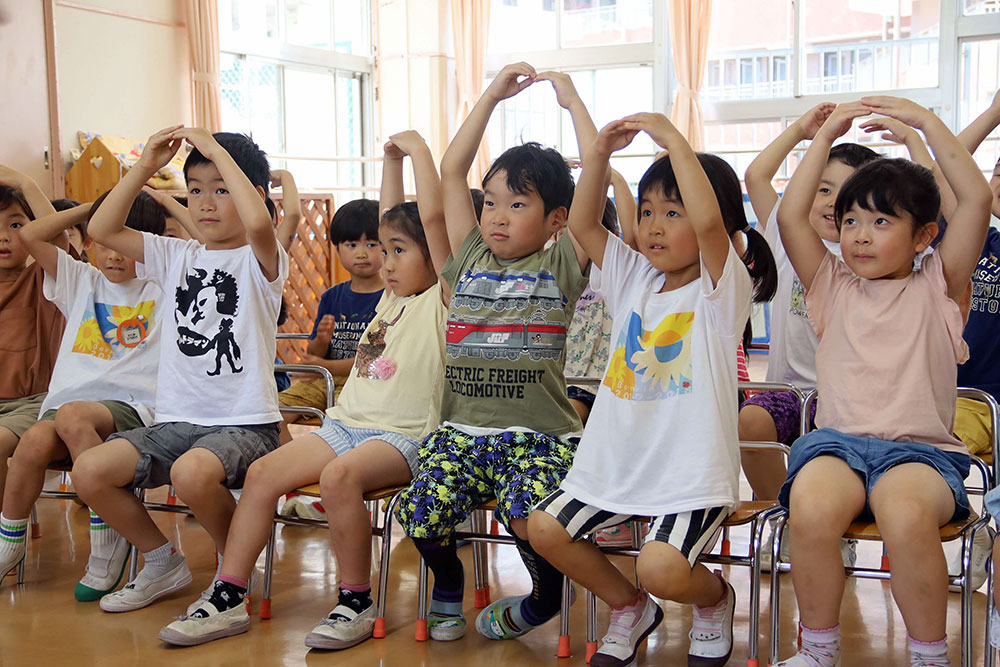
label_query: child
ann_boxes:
[0,168,65,512]
[277,198,384,437]
[71,127,289,613]
[739,104,879,503]
[394,63,593,643]
[774,98,991,667]
[529,111,777,667]
[157,129,448,649]
[0,191,165,600]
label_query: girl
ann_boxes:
[774,98,991,667]
[528,112,776,667]
[157,130,449,650]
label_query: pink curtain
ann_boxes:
[451,0,491,185]
[668,0,712,151]
[186,0,222,132]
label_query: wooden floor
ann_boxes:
[1,488,991,666]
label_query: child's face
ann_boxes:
[989,162,1000,219]
[163,217,191,240]
[379,223,436,297]
[90,240,138,283]
[0,204,31,272]
[637,186,700,277]
[336,233,383,280]
[481,172,564,260]
[839,201,934,280]
[809,160,857,243]
[186,162,249,247]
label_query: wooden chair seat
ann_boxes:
[723,500,780,527]
[291,484,406,502]
[842,511,980,542]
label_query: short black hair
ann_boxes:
[600,197,619,236]
[470,188,485,222]
[0,186,34,220]
[89,190,167,235]
[828,142,879,170]
[50,198,80,212]
[183,132,273,216]
[381,201,432,263]
[330,198,379,245]
[834,158,940,231]
[482,142,574,215]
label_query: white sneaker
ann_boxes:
[158,600,251,646]
[0,540,26,583]
[760,528,790,573]
[75,534,131,602]
[775,654,841,667]
[590,590,664,667]
[186,565,262,617]
[948,526,993,592]
[989,602,1000,650]
[688,579,735,666]
[99,559,192,612]
[840,539,858,569]
[304,602,376,650]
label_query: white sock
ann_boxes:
[908,635,948,666]
[140,541,182,578]
[88,512,120,558]
[0,513,28,559]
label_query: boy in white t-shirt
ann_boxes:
[74,127,289,614]
[0,191,165,599]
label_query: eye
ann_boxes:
[368,242,380,249]
[819,187,831,195]
[216,188,229,195]
[641,209,652,217]
[9,221,23,230]
[874,217,891,226]
[511,202,524,209]
[484,200,495,207]
[666,210,679,218]
[394,247,404,254]
[843,217,856,226]
[381,249,387,256]
[189,187,201,195]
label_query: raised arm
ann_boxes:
[174,127,279,280]
[777,103,870,290]
[862,96,993,301]
[440,62,538,254]
[142,186,205,243]
[89,125,184,262]
[16,204,88,276]
[623,113,730,287]
[387,131,449,284]
[0,166,57,222]
[610,167,638,250]
[272,169,302,251]
[958,88,1000,156]
[569,121,639,269]
[745,103,835,227]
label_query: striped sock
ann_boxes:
[0,514,29,560]
[88,512,120,559]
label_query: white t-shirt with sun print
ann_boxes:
[559,235,752,516]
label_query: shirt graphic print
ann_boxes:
[603,310,695,401]
[174,267,243,376]
[72,300,156,360]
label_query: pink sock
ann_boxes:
[341,581,370,593]
[219,574,248,589]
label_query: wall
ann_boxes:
[54,0,192,178]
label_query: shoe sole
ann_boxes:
[590,603,664,667]
[75,548,131,602]
[158,617,251,646]
[304,627,374,650]
[100,570,193,613]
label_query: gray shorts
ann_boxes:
[109,421,280,489]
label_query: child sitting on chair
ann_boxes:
[774,98,992,667]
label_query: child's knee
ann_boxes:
[11,423,59,467]
[738,403,777,442]
[318,459,360,502]
[52,401,93,438]
[170,448,226,494]
[527,511,571,555]
[636,550,692,600]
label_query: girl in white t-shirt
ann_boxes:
[158,130,449,651]
[528,113,776,667]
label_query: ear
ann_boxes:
[545,206,568,233]
[255,185,267,200]
[83,237,95,250]
[914,220,938,252]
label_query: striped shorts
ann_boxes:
[536,488,729,567]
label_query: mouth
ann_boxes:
[104,266,124,273]
[0,249,10,258]
[823,214,836,224]
[647,243,666,252]
[490,233,509,241]
[387,278,398,286]
[199,218,219,225]
[853,253,875,261]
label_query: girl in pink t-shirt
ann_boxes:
[773,97,992,667]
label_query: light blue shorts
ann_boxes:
[311,417,420,475]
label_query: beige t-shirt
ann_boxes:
[327,282,447,441]
[807,250,968,454]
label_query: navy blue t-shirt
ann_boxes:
[310,281,384,360]
[958,226,1000,400]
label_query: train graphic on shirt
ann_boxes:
[446,316,566,362]
[451,268,567,313]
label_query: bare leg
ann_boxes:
[869,462,955,642]
[72,439,166,552]
[218,434,337,581]
[0,426,21,507]
[2,421,68,519]
[170,449,239,555]
[738,404,786,500]
[637,543,725,607]
[568,398,592,426]
[787,456,867,629]
[527,511,637,607]
[53,401,119,459]
[319,440,412,586]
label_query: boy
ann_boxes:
[0,190,165,601]
[278,198,384,439]
[395,63,591,642]
[73,127,289,614]
[0,168,65,518]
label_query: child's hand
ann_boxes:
[860,96,932,130]
[270,170,289,188]
[141,185,174,206]
[0,165,26,189]
[536,71,580,110]
[620,113,676,149]
[300,352,327,366]
[383,140,406,161]
[137,125,184,172]
[859,116,915,144]
[795,103,836,140]
[816,102,871,141]
[387,130,427,157]
[593,120,639,156]
[315,314,337,339]
[172,127,221,160]
[484,62,537,104]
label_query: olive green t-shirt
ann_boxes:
[440,227,588,436]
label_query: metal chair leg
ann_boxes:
[471,509,490,608]
[127,488,145,581]
[769,514,787,666]
[987,556,996,667]
[260,521,277,619]
[415,556,429,641]
[558,575,572,658]
[747,514,769,667]
[374,492,403,639]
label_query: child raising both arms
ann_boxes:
[774,98,992,667]
[529,112,776,667]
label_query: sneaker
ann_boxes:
[186,566,262,617]
[990,602,1000,650]
[0,541,26,583]
[760,528,790,573]
[295,498,327,520]
[840,539,858,569]
[596,522,648,548]
[687,578,736,666]
[590,590,664,667]
[75,535,131,602]
[158,601,251,646]
[476,587,575,640]
[428,613,466,641]
[304,601,376,650]
[775,655,841,667]
[948,526,993,593]
[99,559,192,612]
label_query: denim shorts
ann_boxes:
[778,427,971,522]
[311,417,420,475]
